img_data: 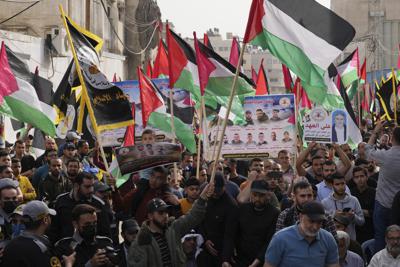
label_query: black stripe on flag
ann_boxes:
[169,29,197,64]
[338,49,357,67]
[197,41,255,87]
[269,0,355,51]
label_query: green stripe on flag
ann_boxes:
[251,29,327,104]
[148,112,196,153]
[0,95,56,136]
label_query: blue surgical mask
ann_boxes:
[12,223,25,238]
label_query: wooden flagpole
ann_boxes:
[392,69,398,126]
[210,44,246,183]
[59,5,109,171]
[195,97,204,179]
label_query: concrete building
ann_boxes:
[0,0,161,143]
[332,0,400,72]
[0,0,161,85]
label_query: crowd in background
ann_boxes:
[0,119,398,267]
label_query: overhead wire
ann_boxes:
[0,0,40,25]
[99,0,159,55]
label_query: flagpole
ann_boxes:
[210,44,246,183]
[357,86,362,126]
[392,69,398,126]
[211,115,221,162]
[168,86,179,183]
[59,5,110,171]
[195,97,204,179]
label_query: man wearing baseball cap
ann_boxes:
[2,200,67,266]
[128,182,214,266]
[264,201,339,267]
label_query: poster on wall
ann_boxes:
[207,94,296,159]
[115,79,194,141]
[303,107,348,144]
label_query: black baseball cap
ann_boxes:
[250,180,270,194]
[334,214,351,226]
[300,201,326,221]
[147,198,170,213]
[121,219,140,233]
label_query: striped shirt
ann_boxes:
[152,232,172,267]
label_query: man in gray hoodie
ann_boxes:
[322,173,364,240]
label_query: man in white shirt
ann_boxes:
[369,225,400,267]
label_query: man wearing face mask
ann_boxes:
[234,180,280,267]
[49,171,111,243]
[10,204,25,239]
[2,201,72,267]
[54,204,116,267]
[0,178,20,246]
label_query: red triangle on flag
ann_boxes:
[123,104,135,146]
[137,67,164,127]
[251,66,258,85]
[0,42,18,104]
[166,25,190,88]
[194,32,216,95]
[229,37,240,67]
[146,60,153,77]
[112,73,117,82]
[256,59,269,95]
[153,39,169,78]
[360,59,366,82]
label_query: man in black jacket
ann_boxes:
[197,172,238,267]
[234,180,279,267]
[49,171,111,243]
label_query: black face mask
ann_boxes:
[3,201,18,214]
[80,224,96,242]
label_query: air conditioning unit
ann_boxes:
[51,27,69,56]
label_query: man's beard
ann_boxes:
[153,218,167,230]
[387,244,400,255]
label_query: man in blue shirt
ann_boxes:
[264,201,339,267]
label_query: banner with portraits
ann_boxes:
[114,79,194,142]
[206,94,296,159]
[115,142,182,174]
[303,106,348,144]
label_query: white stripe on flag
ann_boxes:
[263,0,342,70]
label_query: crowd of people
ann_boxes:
[0,119,398,267]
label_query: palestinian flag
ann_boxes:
[244,0,355,105]
[360,58,366,84]
[146,60,153,77]
[137,67,196,153]
[166,26,200,97]
[251,66,258,84]
[152,39,169,78]
[229,37,240,67]
[337,48,359,88]
[0,43,56,136]
[195,37,255,97]
[282,64,294,92]
[256,59,269,95]
[194,32,216,96]
[203,33,214,50]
